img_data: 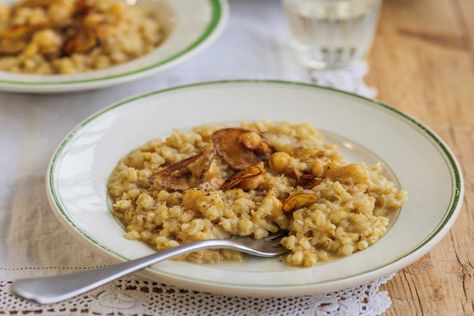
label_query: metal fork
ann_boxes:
[11,230,289,304]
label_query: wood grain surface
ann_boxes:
[365,0,473,315]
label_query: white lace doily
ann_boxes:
[308,61,378,99]
[1,274,394,316]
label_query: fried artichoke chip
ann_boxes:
[154,147,214,191]
[282,192,318,212]
[221,162,264,191]
[296,174,324,189]
[63,28,97,55]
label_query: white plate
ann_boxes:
[47,80,463,297]
[0,0,227,93]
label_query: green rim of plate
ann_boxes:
[48,80,463,288]
[0,0,223,86]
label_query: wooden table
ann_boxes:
[366,0,473,314]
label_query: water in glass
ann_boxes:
[283,0,382,69]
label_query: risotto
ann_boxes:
[107,122,406,267]
[0,0,164,74]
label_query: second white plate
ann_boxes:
[0,0,228,93]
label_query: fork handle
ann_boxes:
[12,239,235,304]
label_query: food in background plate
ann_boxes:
[0,0,164,74]
[107,122,406,267]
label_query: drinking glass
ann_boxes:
[282,0,382,69]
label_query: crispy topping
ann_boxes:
[63,27,97,55]
[212,128,272,170]
[297,174,324,189]
[282,192,318,212]
[221,162,265,191]
[154,146,214,191]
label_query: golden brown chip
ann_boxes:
[63,28,97,55]
[221,162,265,191]
[154,147,214,191]
[282,192,318,212]
[296,174,324,189]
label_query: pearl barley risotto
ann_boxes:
[0,0,164,74]
[107,122,406,267]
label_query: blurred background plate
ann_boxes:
[0,0,228,93]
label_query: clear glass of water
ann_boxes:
[282,0,382,69]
